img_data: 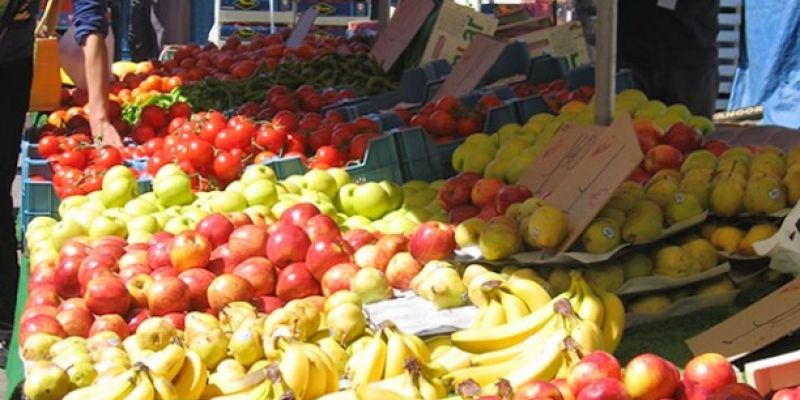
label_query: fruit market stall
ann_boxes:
[9,0,800,399]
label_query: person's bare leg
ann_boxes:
[83,33,122,146]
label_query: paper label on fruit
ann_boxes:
[625,290,740,328]
[363,291,478,336]
[753,200,800,274]
[616,263,732,296]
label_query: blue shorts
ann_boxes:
[72,0,109,45]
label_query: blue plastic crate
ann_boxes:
[297,0,370,16]
[220,0,271,11]
[482,41,530,85]
[219,24,276,41]
[484,103,518,133]
[527,55,568,85]
[391,127,444,182]
[511,95,555,122]
[566,65,635,93]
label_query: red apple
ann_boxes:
[773,388,800,400]
[207,274,255,312]
[409,222,456,263]
[78,253,117,288]
[675,379,713,400]
[253,295,284,314]
[578,378,631,400]
[552,379,577,400]
[305,214,341,242]
[708,384,761,400]
[126,308,151,334]
[55,256,87,299]
[644,145,684,173]
[228,224,268,259]
[276,262,321,301]
[27,287,61,308]
[343,229,377,251]
[385,252,422,290]
[118,249,148,270]
[57,298,88,312]
[29,263,57,289]
[305,238,353,281]
[267,223,311,267]
[164,312,186,330]
[228,211,253,227]
[495,184,533,214]
[321,262,360,296]
[147,276,190,316]
[280,203,321,227]
[438,176,472,210]
[89,314,129,338]
[478,204,500,221]
[56,306,94,337]
[151,266,181,280]
[119,263,152,283]
[196,213,236,248]
[354,244,392,271]
[59,239,91,258]
[169,230,212,271]
[126,273,154,309]
[207,244,241,275]
[233,257,276,296]
[513,380,564,400]
[636,125,663,154]
[703,139,729,157]
[663,122,702,154]
[567,351,622,395]
[628,167,651,185]
[683,353,737,393]
[126,242,149,252]
[147,232,174,269]
[21,306,58,323]
[92,243,126,261]
[471,178,505,208]
[376,234,408,255]
[20,314,66,345]
[457,172,482,187]
[178,268,216,311]
[449,205,480,224]
[624,354,680,400]
[92,236,127,248]
[84,276,131,315]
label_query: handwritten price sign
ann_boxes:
[517,114,643,253]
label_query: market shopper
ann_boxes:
[617,0,720,117]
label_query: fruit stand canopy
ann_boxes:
[729,0,800,128]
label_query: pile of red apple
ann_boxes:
[511,79,594,113]
[402,95,500,143]
[437,171,534,223]
[509,351,766,400]
[630,121,731,184]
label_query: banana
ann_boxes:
[144,343,186,381]
[348,332,387,386]
[211,365,269,395]
[355,384,418,400]
[149,370,179,400]
[467,273,506,307]
[469,316,559,366]
[172,350,207,400]
[299,344,328,399]
[62,385,102,400]
[478,297,507,328]
[68,369,136,400]
[504,276,551,312]
[600,290,625,353]
[312,344,342,394]
[483,334,567,392]
[443,356,520,387]
[384,328,413,379]
[565,316,606,354]
[431,346,472,372]
[368,370,423,399]
[575,278,605,327]
[319,390,358,400]
[424,335,451,359]
[496,289,530,321]
[416,374,448,400]
[398,330,431,362]
[279,342,310,399]
[210,379,272,400]
[123,370,154,400]
[451,294,572,353]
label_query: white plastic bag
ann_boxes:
[58,25,115,90]
[754,201,800,275]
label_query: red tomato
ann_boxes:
[266,85,290,101]
[169,102,193,119]
[427,110,457,137]
[324,110,346,124]
[330,125,356,148]
[146,151,169,176]
[353,117,379,133]
[185,139,214,169]
[270,94,298,112]
[315,145,345,167]
[478,95,502,113]
[307,128,332,152]
[255,124,286,153]
[456,114,484,137]
[131,124,156,144]
[142,138,164,156]
[253,151,277,164]
[37,136,61,158]
[301,93,325,113]
[297,115,322,134]
[410,113,429,128]
[393,107,411,125]
[140,105,168,129]
[59,150,88,169]
[95,147,123,169]
[228,115,256,142]
[272,110,298,133]
[200,118,226,143]
[213,151,243,181]
[349,133,377,161]
[83,174,102,192]
[435,96,462,113]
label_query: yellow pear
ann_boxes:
[680,150,717,172]
[628,295,672,314]
[710,226,744,254]
[621,253,653,280]
[645,177,679,208]
[455,217,487,248]
[653,246,702,278]
[581,217,622,254]
[709,178,745,216]
[695,277,736,297]
[744,177,787,215]
[783,163,800,205]
[665,193,704,225]
[786,144,800,166]
[586,263,625,292]
[523,205,569,250]
[738,224,778,256]
[479,219,522,261]
[681,238,718,270]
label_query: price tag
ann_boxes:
[516,114,643,253]
[432,34,507,101]
[370,0,436,71]
[286,8,320,49]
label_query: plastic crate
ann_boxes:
[220,0,271,11]
[566,65,635,92]
[512,95,555,122]
[297,0,370,17]
[481,41,530,85]
[265,133,404,183]
[391,127,444,182]
[398,60,451,104]
[527,55,567,85]
[484,103,518,133]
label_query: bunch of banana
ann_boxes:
[204,363,277,400]
[345,323,446,388]
[465,264,552,311]
[262,298,323,358]
[320,359,447,400]
[443,272,626,393]
[274,339,340,399]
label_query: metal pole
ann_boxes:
[594,0,617,126]
[378,0,391,33]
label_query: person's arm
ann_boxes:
[35,0,64,38]
[73,0,123,147]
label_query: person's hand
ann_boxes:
[90,116,123,147]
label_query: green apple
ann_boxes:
[634,100,667,119]
[103,165,135,184]
[403,189,436,209]
[164,216,193,235]
[386,216,417,235]
[284,175,307,191]
[402,180,429,192]
[334,213,348,225]
[326,168,351,189]
[127,231,153,245]
[243,178,278,207]
[383,209,407,221]
[154,163,185,181]
[154,174,194,207]
[462,149,494,174]
[484,158,511,182]
[429,180,445,190]
[101,178,136,208]
[61,208,101,231]
[123,198,160,216]
[689,115,714,135]
[344,215,374,231]
[271,200,295,219]
[379,181,403,211]
[89,216,126,239]
[372,219,389,233]
[617,88,648,106]
[50,220,86,250]
[278,181,302,195]
[225,181,245,194]
[665,104,691,121]
[182,206,209,223]
[26,227,53,248]
[58,195,89,219]
[496,123,523,145]
[241,165,277,184]
[27,216,57,233]
[103,208,133,224]
[138,192,159,205]
[336,183,358,216]
[151,212,170,229]
[464,133,497,149]
[304,169,338,199]
[209,191,247,213]
[278,193,302,203]
[127,214,159,233]
[353,182,391,220]
[163,206,182,217]
[244,205,272,220]
[404,208,430,224]
[653,113,684,131]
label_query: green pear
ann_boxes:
[709,178,745,216]
[665,193,704,224]
[581,217,622,254]
[744,177,787,214]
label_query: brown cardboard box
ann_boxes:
[420,1,499,65]
[510,21,590,69]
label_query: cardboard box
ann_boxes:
[420,1,499,65]
[511,21,590,69]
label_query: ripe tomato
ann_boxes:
[82,174,102,192]
[330,124,356,148]
[131,124,156,144]
[456,114,484,137]
[435,96,462,113]
[169,102,192,119]
[427,110,457,137]
[96,147,123,169]
[37,136,61,158]
[59,150,88,169]
[140,105,167,129]
[272,110,298,133]
[297,115,322,133]
[266,85,290,101]
[308,128,332,152]
[146,151,169,176]
[324,110,346,124]
[478,95,502,113]
[168,117,187,135]
[315,146,346,167]
[255,124,286,153]
[184,139,214,169]
[200,118,226,143]
[231,61,257,79]
[353,117,379,134]
[270,94,298,113]
[213,151,243,181]
[410,113,429,129]
[253,151,277,164]
[349,133,377,160]
[301,93,325,113]
[393,107,411,125]
[285,134,306,154]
